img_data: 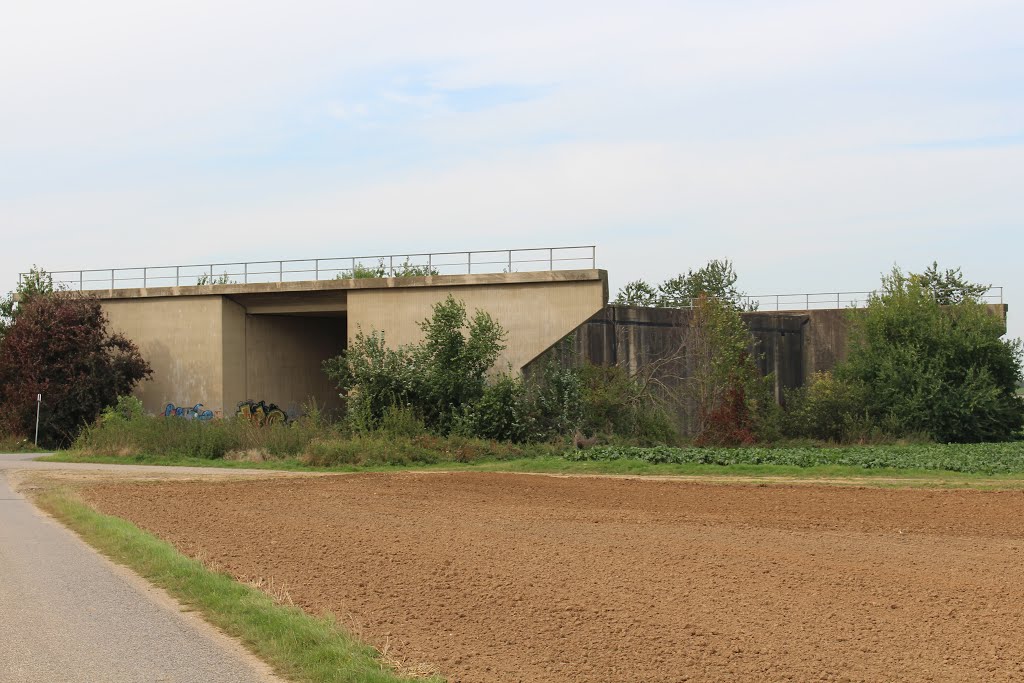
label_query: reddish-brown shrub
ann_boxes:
[0,293,151,447]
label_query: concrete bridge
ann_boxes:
[38,247,1007,420]
[91,269,608,417]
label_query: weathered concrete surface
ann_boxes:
[0,454,284,683]
[84,268,606,300]
[348,276,607,374]
[101,295,230,415]
[245,314,345,414]
[526,306,817,404]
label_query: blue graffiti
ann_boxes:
[164,403,215,421]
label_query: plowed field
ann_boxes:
[82,473,1024,682]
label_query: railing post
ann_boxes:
[837,292,840,309]
[389,255,394,277]
[111,269,115,290]
[427,253,432,274]
[244,263,248,284]
[279,261,283,282]
[351,257,356,276]
[143,267,147,288]
[314,259,319,281]
[592,245,596,268]
[508,249,512,273]
[176,266,180,287]
[776,294,779,311]
[79,271,83,291]
[805,293,810,310]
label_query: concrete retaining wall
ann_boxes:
[524,305,856,405]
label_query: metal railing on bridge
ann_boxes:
[741,287,1004,311]
[23,246,598,291]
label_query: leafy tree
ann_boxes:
[0,293,152,446]
[0,266,54,344]
[838,267,1023,442]
[614,280,659,306]
[913,261,989,305]
[416,295,506,432]
[323,295,505,433]
[614,259,756,310]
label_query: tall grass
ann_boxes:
[71,414,562,466]
[74,416,320,459]
[0,433,42,452]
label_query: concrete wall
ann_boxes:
[347,278,607,372]
[102,296,231,415]
[524,305,855,405]
[793,308,850,381]
[244,315,345,415]
[223,299,247,414]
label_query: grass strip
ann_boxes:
[36,453,1024,488]
[35,488,442,683]
[38,453,333,470]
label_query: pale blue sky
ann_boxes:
[2,0,1021,337]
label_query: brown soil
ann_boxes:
[82,472,1024,682]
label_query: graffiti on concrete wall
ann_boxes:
[164,403,215,420]
[236,400,287,425]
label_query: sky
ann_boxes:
[2,0,1021,338]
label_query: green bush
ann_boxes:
[100,395,145,423]
[456,374,533,443]
[528,361,584,439]
[323,295,506,434]
[838,267,1024,442]
[779,372,871,442]
[377,405,428,438]
[576,364,677,445]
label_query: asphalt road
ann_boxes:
[0,453,285,683]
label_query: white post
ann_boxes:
[34,394,41,446]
